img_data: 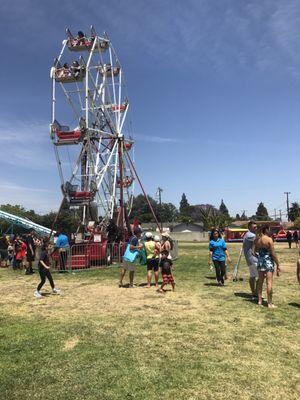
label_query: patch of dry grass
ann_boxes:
[0,242,299,400]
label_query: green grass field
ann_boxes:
[0,242,299,400]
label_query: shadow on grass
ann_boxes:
[138,282,162,288]
[205,276,216,280]
[288,302,300,308]
[234,292,258,304]
[204,283,220,287]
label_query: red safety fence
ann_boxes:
[50,240,178,272]
[50,242,127,271]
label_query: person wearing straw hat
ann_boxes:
[161,232,172,259]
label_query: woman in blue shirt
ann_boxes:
[209,228,231,286]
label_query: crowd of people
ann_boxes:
[119,229,175,293]
[1,222,299,304]
[0,230,41,274]
[209,221,297,308]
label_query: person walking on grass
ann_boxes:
[209,228,231,286]
[54,228,70,272]
[293,230,299,249]
[253,225,280,308]
[286,231,292,249]
[158,250,175,293]
[25,230,36,275]
[119,228,143,288]
[243,221,258,299]
[34,239,60,298]
[144,232,160,288]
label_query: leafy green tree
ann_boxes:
[179,193,191,219]
[289,202,300,222]
[191,204,217,222]
[255,202,270,221]
[240,211,248,221]
[130,194,158,223]
[160,203,178,222]
[293,216,300,229]
[0,204,28,217]
[219,199,230,218]
[196,205,230,230]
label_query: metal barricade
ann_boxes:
[49,240,178,272]
[49,242,126,272]
[170,240,179,260]
[49,247,71,272]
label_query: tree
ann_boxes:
[219,199,230,218]
[130,194,158,223]
[255,202,270,221]
[293,216,300,229]
[196,205,230,230]
[289,202,300,222]
[179,193,191,219]
[160,203,179,222]
[240,211,248,221]
[191,204,218,222]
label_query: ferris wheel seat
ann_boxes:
[68,38,94,51]
[69,191,93,204]
[54,68,86,83]
[124,142,133,151]
[117,177,133,188]
[56,130,81,142]
[99,64,120,77]
[111,103,127,112]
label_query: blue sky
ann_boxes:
[0,0,300,219]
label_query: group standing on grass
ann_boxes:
[209,222,289,308]
[0,230,41,274]
[119,229,175,292]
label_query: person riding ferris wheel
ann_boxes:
[50,26,139,239]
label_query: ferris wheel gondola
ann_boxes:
[50,27,135,236]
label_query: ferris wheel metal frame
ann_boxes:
[50,27,136,235]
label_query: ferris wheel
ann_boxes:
[50,27,135,233]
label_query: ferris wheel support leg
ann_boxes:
[125,152,162,233]
[48,197,66,241]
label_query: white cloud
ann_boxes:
[0,179,61,213]
[0,119,55,169]
[135,134,183,144]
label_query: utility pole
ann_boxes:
[279,209,282,223]
[284,192,291,221]
[156,187,163,231]
[274,209,277,220]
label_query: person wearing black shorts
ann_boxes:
[144,232,160,288]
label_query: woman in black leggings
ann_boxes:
[208,228,231,286]
[34,240,60,298]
